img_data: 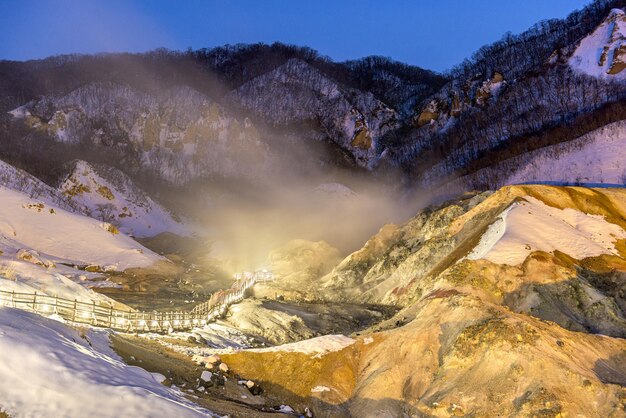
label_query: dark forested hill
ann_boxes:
[1,0,626,195]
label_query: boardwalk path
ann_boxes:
[0,271,273,333]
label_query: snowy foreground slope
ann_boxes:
[0,185,164,303]
[0,308,215,418]
[0,186,162,270]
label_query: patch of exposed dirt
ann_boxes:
[110,333,298,417]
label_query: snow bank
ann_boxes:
[0,186,162,270]
[466,196,626,265]
[0,307,215,418]
[0,262,115,305]
[506,121,626,186]
[246,334,355,358]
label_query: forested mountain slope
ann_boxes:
[1,0,626,202]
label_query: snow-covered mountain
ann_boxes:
[4,3,626,192]
[0,158,75,211]
[0,156,187,238]
[9,83,272,185]
[226,58,398,167]
[383,2,626,189]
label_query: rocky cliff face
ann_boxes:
[270,185,626,339]
[10,82,271,185]
[226,58,398,167]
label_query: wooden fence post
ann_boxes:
[1,272,258,333]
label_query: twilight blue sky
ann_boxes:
[0,0,591,71]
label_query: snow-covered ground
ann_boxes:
[0,186,163,271]
[505,121,626,186]
[466,196,626,265]
[0,261,117,305]
[0,185,165,304]
[0,307,215,418]
[447,120,626,193]
[245,334,355,358]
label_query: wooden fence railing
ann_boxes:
[0,274,257,333]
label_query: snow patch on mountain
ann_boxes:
[0,308,214,418]
[466,196,626,265]
[444,120,626,193]
[60,160,188,237]
[506,121,626,186]
[570,8,626,78]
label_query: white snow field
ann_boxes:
[506,121,626,186]
[0,186,163,270]
[0,185,165,304]
[447,121,626,194]
[0,308,215,418]
[466,196,626,266]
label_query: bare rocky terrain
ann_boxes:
[210,185,626,417]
